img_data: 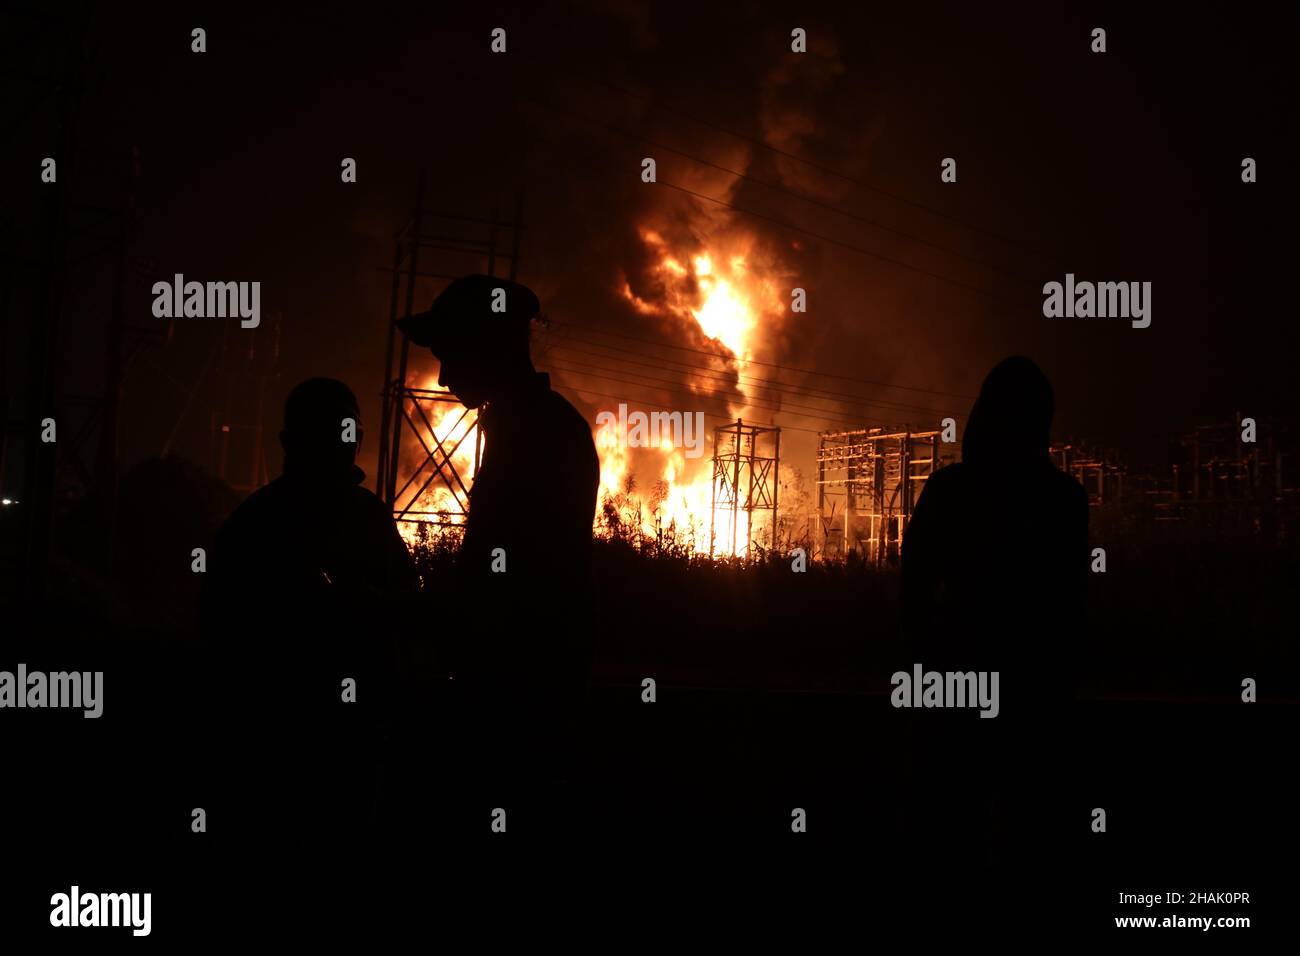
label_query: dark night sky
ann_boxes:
[6,1,1294,491]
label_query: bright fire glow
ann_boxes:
[602,227,787,556]
[398,227,786,559]
[395,383,479,548]
[693,272,754,360]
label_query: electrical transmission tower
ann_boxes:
[709,419,780,559]
[374,172,523,540]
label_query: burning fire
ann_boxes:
[606,227,788,555]
[620,229,784,379]
[395,389,479,547]
[398,228,788,558]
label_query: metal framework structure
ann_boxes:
[709,419,780,558]
[1050,441,1125,505]
[1176,416,1286,502]
[1050,418,1298,524]
[1152,415,1295,523]
[374,173,523,536]
[817,426,949,563]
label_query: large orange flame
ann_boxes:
[604,227,787,555]
[394,387,479,547]
[398,228,786,558]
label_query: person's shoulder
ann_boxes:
[221,478,285,526]
[539,388,598,452]
[925,462,967,489]
[1046,465,1088,501]
[211,478,289,556]
[536,385,586,423]
[912,463,966,513]
[341,481,396,518]
[1043,466,1089,520]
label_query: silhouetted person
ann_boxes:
[201,378,417,846]
[396,275,600,826]
[900,357,1088,905]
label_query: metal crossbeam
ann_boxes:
[374,173,523,540]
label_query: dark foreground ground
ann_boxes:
[3,524,1296,941]
[4,643,1295,941]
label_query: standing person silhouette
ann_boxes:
[201,377,418,848]
[900,356,1088,909]
[204,378,418,622]
[396,275,600,835]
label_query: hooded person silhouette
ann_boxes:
[900,357,1088,902]
[394,275,600,829]
[200,378,417,846]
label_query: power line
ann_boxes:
[397,70,1023,307]
[515,90,1034,286]
[541,319,977,401]
[547,376,837,438]
[484,54,1051,255]
[543,340,963,420]
[376,72,1023,312]
[542,357,948,433]
[372,74,985,415]
[651,173,1020,303]
[568,70,1053,255]
[519,97,1011,302]
[542,332,968,411]
[546,359,860,430]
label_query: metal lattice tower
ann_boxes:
[374,173,523,538]
[709,419,780,559]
